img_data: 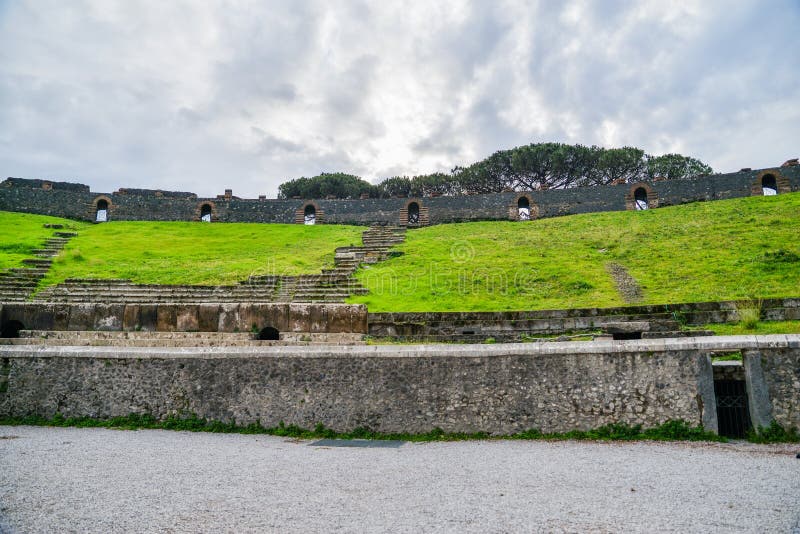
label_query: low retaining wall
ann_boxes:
[368,298,800,339]
[2,336,797,434]
[0,303,367,334]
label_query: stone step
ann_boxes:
[22,259,52,267]
[54,231,78,238]
[640,330,716,339]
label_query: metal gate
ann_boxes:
[714,380,752,438]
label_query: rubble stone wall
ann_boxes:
[2,166,798,226]
[2,336,797,434]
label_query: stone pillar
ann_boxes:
[742,350,774,430]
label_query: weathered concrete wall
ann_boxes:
[0,303,367,334]
[2,166,798,226]
[3,336,796,434]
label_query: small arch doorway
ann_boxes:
[200,204,213,222]
[0,320,24,338]
[517,197,531,220]
[258,326,280,341]
[407,202,420,225]
[304,205,316,225]
[634,188,649,210]
[95,199,109,222]
[761,174,778,196]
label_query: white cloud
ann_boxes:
[0,0,798,198]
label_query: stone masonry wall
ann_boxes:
[2,166,798,226]
[753,347,800,431]
[3,336,796,434]
[0,303,367,334]
[368,298,800,338]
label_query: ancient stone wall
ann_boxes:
[0,303,367,334]
[1,336,796,434]
[2,165,798,226]
[368,298,800,339]
[751,347,800,430]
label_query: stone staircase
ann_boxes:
[32,225,406,305]
[0,229,77,302]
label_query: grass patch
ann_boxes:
[40,221,365,286]
[747,421,800,444]
[350,193,800,311]
[704,321,800,336]
[0,212,86,270]
[0,413,725,443]
[710,351,743,362]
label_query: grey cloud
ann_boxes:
[0,1,797,198]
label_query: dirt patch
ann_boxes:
[607,262,643,304]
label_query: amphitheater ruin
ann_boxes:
[1,161,799,438]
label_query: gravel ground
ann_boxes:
[1,426,799,533]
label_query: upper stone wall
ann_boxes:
[2,165,798,226]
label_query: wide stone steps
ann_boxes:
[0,225,78,302]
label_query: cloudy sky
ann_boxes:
[1,1,798,198]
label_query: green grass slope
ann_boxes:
[350,193,800,311]
[39,221,366,286]
[0,212,88,270]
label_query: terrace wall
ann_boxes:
[368,298,800,339]
[0,303,367,334]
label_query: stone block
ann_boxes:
[175,305,199,332]
[67,304,95,331]
[257,304,289,332]
[139,305,158,331]
[217,304,240,333]
[25,304,55,331]
[198,304,220,332]
[122,306,140,331]
[288,304,311,332]
[156,306,177,332]
[52,305,71,330]
[308,305,327,333]
[93,305,124,331]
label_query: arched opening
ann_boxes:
[517,197,531,221]
[258,326,280,341]
[304,204,316,225]
[761,174,778,196]
[95,199,109,222]
[407,202,420,225]
[0,320,24,338]
[200,203,213,222]
[634,187,648,210]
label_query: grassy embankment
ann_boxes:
[42,221,366,286]
[0,213,365,286]
[350,193,800,312]
[0,212,87,270]
[2,192,800,305]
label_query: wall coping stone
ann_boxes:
[2,334,798,360]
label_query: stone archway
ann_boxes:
[92,195,113,222]
[625,183,658,211]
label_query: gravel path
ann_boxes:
[1,426,799,533]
